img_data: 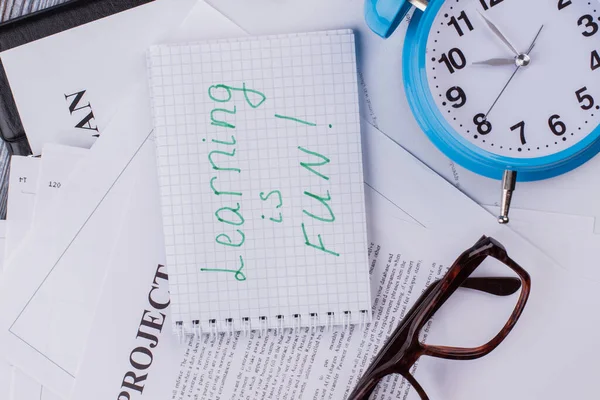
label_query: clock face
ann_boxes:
[426,0,600,158]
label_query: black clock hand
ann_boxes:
[485,66,521,118]
[484,25,545,118]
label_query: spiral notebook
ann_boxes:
[147,30,370,335]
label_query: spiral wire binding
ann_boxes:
[259,316,268,337]
[242,317,251,337]
[326,312,335,332]
[193,320,201,338]
[276,315,284,335]
[293,314,301,333]
[359,310,369,331]
[343,311,351,330]
[174,308,370,339]
[175,321,184,344]
[310,313,318,332]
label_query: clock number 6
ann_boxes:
[510,121,526,145]
[438,48,467,74]
[446,86,467,108]
[549,115,567,136]
[575,87,595,110]
[473,113,492,135]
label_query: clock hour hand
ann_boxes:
[477,11,520,56]
[472,57,515,66]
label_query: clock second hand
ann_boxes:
[484,25,545,119]
[485,66,520,119]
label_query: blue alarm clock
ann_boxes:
[365,0,600,223]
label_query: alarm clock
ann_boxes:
[365,0,600,223]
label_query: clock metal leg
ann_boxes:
[498,170,517,224]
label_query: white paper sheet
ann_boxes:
[5,156,40,262]
[4,149,86,400]
[0,146,136,397]
[0,219,9,400]
[33,145,88,227]
[485,205,600,282]
[0,219,7,273]
[69,121,600,399]
[0,361,10,400]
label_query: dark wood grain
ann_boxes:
[0,0,68,217]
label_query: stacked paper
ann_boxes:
[1,1,600,400]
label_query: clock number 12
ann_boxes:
[479,0,504,11]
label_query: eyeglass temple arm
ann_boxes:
[461,277,521,296]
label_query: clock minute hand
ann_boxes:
[478,11,519,56]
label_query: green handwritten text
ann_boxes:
[301,223,339,257]
[216,231,246,247]
[274,114,317,126]
[302,190,335,223]
[210,177,242,197]
[298,146,330,181]
[215,203,245,226]
[201,256,246,282]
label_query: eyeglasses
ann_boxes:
[348,236,531,400]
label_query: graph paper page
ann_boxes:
[147,30,370,333]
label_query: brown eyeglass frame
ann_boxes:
[348,236,531,400]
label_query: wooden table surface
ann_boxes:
[0,0,68,218]
[1,0,67,19]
